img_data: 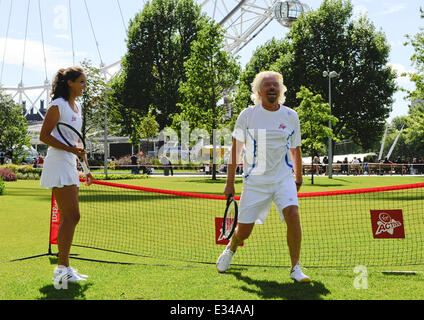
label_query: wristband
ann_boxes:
[295,181,303,186]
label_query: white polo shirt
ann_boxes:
[232,104,301,185]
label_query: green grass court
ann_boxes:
[1,176,424,300]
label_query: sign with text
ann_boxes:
[49,192,61,245]
[215,217,243,246]
[370,210,405,239]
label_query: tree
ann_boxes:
[404,104,424,157]
[110,0,206,134]
[402,8,424,157]
[235,0,397,151]
[128,107,159,147]
[174,21,240,133]
[276,0,397,150]
[0,91,31,163]
[173,20,240,179]
[79,60,118,139]
[295,86,338,183]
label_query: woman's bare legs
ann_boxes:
[53,185,80,267]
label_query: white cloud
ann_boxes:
[388,63,415,85]
[353,5,369,18]
[389,40,405,48]
[55,34,71,40]
[352,1,406,17]
[380,4,406,16]
[0,37,86,81]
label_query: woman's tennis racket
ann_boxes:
[56,122,90,175]
[222,195,238,240]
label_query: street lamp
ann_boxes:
[323,70,338,179]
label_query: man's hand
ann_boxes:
[224,183,235,199]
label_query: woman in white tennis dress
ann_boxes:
[39,66,93,284]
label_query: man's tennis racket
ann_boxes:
[56,122,90,175]
[222,195,238,240]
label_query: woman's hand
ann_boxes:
[84,172,93,186]
[69,147,86,158]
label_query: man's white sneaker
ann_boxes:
[216,247,234,273]
[290,264,311,283]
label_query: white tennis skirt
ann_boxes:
[40,149,80,189]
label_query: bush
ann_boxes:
[16,172,41,180]
[0,177,4,195]
[0,164,42,175]
[0,167,17,181]
[91,173,150,181]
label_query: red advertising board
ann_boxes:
[49,192,60,245]
[370,210,405,239]
[215,217,243,246]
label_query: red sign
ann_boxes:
[49,192,61,245]
[370,210,405,239]
[215,217,243,246]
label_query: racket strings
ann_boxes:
[223,199,238,239]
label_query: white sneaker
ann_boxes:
[290,264,311,283]
[216,247,234,273]
[69,266,89,279]
[53,266,86,283]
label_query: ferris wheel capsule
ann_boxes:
[274,0,310,27]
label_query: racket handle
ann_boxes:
[81,161,90,175]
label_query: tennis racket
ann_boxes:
[222,195,238,240]
[56,122,90,175]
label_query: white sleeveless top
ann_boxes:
[46,98,82,164]
[40,98,83,189]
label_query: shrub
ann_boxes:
[0,177,4,195]
[16,172,41,180]
[91,173,149,181]
[0,164,41,175]
[0,167,17,181]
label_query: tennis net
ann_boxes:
[49,181,424,268]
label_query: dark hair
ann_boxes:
[51,66,85,101]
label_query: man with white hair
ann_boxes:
[216,71,310,283]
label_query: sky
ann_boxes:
[0,0,422,121]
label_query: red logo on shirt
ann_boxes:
[72,115,77,122]
[278,124,286,130]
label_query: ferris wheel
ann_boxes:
[200,0,310,55]
[0,0,138,119]
[0,0,309,120]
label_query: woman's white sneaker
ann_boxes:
[290,264,311,283]
[69,266,88,279]
[53,266,86,283]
